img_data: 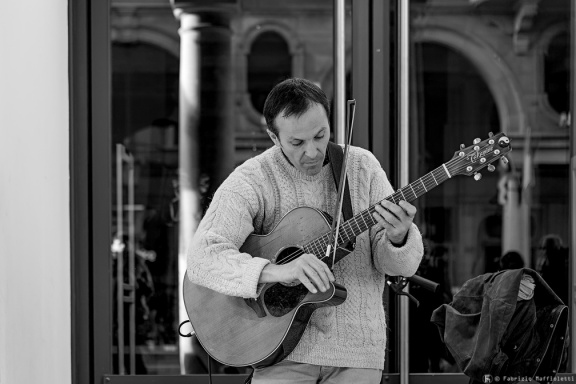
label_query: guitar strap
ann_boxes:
[327,141,354,224]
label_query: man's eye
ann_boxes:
[292,141,303,146]
[315,135,325,140]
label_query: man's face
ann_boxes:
[268,103,330,176]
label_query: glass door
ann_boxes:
[403,0,573,380]
[106,0,345,380]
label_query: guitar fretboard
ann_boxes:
[302,164,451,258]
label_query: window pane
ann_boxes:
[111,42,180,374]
[407,0,572,375]
[545,32,570,115]
[409,41,500,374]
[109,2,340,376]
[248,31,292,114]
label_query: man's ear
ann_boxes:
[267,129,281,147]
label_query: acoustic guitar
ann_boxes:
[183,132,512,368]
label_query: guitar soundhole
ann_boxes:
[264,247,309,317]
[264,284,309,317]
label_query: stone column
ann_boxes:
[502,175,530,266]
[171,0,237,374]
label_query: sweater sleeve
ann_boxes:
[364,153,424,277]
[186,171,270,299]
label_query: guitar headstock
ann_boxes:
[448,132,512,180]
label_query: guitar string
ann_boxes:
[276,162,473,266]
[272,152,502,267]
[271,155,484,266]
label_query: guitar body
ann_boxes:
[183,207,348,368]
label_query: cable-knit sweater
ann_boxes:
[187,144,424,369]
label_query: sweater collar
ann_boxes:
[272,146,331,182]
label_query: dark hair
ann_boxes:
[499,251,524,270]
[540,234,564,252]
[262,78,330,137]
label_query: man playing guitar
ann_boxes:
[187,78,424,383]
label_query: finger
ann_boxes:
[297,273,318,294]
[318,260,335,282]
[312,262,333,289]
[373,207,398,228]
[312,260,334,286]
[307,255,331,270]
[398,200,417,218]
[303,254,334,282]
[379,200,406,219]
[302,264,328,292]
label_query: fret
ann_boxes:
[338,222,350,240]
[317,241,325,255]
[311,244,317,256]
[431,172,439,185]
[355,220,366,234]
[342,222,352,239]
[342,224,352,240]
[368,210,377,226]
[318,242,325,255]
[409,184,417,200]
[415,180,426,197]
[363,210,376,229]
[351,218,362,234]
[410,184,418,200]
[359,211,369,229]
[436,167,450,185]
[420,178,428,192]
[442,164,452,178]
[322,237,331,252]
[317,241,325,256]
[399,188,407,201]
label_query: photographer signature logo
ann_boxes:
[482,375,493,383]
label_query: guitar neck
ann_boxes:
[304,164,451,256]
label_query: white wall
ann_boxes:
[0,1,71,384]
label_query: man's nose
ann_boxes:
[304,141,318,159]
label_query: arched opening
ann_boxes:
[247,31,292,114]
[544,31,570,115]
[112,42,179,145]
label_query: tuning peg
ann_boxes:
[487,164,496,172]
[501,156,509,165]
[460,144,465,150]
[473,138,481,144]
[488,132,494,137]
[474,173,482,181]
